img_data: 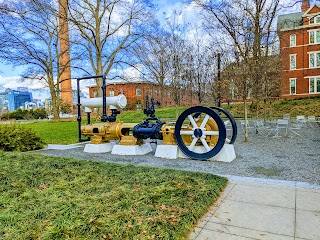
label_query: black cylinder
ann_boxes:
[133,122,164,140]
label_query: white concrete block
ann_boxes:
[178,144,236,162]
[154,145,179,159]
[83,142,116,153]
[111,143,152,155]
[211,144,236,162]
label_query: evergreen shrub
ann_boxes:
[0,125,45,151]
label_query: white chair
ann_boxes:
[296,116,307,127]
[273,119,289,138]
[307,116,316,128]
[254,119,272,135]
[240,120,254,133]
[288,121,303,138]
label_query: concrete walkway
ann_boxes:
[189,177,320,240]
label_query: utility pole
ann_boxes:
[59,0,72,105]
[217,53,221,107]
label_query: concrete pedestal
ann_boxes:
[156,144,236,162]
[210,144,236,162]
[83,142,116,153]
[155,145,179,159]
[111,143,153,156]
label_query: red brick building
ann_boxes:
[277,1,320,99]
[88,80,199,110]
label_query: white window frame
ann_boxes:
[309,17,315,25]
[109,88,114,97]
[310,16,320,24]
[309,76,320,93]
[136,86,141,96]
[309,51,320,68]
[309,29,320,44]
[290,34,296,47]
[289,54,296,70]
[136,101,142,111]
[290,78,296,95]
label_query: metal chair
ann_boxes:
[307,116,316,128]
[273,119,289,138]
[296,116,307,127]
[288,120,303,138]
[240,120,255,133]
[254,119,272,135]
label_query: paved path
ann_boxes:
[189,177,320,240]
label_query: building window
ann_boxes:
[136,101,142,111]
[310,17,315,24]
[310,16,320,24]
[136,86,141,96]
[93,89,98,98]
[289,54,296,70]
[109,88,114,97]
[309,29,320,44]
[154,89,158,96]
[309,52,320,68]
[290,78,296,95]
[309,77,320,93]
[290,34,296,47]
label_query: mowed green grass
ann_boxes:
[0,152,227,239]
[18,121,78,144]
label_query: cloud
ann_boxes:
[0,75,48,89]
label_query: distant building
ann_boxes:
[7,89,33,111]
[277,0,320,98]
[0,88,33,111]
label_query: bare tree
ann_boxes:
[131,29,172,106]
[196,0,282,142]
[164,10,190,117]
[189,41,216,105]
[0,0,74,119]
[68,0,155,97]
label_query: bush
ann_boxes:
[33,108,48,119]
[0,125,45,151]
[0,108,48,120]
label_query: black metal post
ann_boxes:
[76,78,82,142]
[87,112,91,124]
[76,75,104,142]
[101,75,108,122]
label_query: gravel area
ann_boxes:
[35,124,320,186]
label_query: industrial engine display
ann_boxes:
[76,75,237,161]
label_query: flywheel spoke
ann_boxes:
[180,130,194,135]
[188,115,198,129]
[203,130,219,136]
[200,114,210,129]
[200,138,211,151]
[188,137,198,150]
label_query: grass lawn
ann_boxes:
[18,121,78,145]
[0,152,227,239]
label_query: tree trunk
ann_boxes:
[175,104,179,120]
[244,98,249,143]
